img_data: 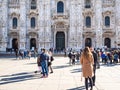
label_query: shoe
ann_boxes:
[93,83,95,86]
[90,88,93,90]
[41,76,45,78]
[45,75,48,78]
[34,71,37,73]
[50,71,53,73]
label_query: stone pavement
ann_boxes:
[0,56,120,90]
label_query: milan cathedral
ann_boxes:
[0,0,120,51]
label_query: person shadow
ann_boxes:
[67,86,86,90]
[0,71,41,85]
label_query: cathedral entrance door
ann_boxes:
[56,32,65,51]
[30,38,36,50]
[85,38,92,47]
[104,38,111,48]
[12,38,18,50]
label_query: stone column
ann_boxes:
[116,0,120,48]
[0,0,8,51]
[95,0,102,48]
[46,0,51,49]
[69,1,77,49]
[19,0,27,49]
[77,1,83,49]
[37,0,42,50]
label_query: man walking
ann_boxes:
[90,47,98,86]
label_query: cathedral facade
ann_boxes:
[0,0,120,51]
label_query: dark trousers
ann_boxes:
[85,77,93,90]
[41,61,48,76]
[72,59,75,65]
[92,66,96,85]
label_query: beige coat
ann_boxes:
[80,53,94,78]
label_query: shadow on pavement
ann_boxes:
[0,72,41,85]
[26,62,37,65]
[100,63,120,67]
[67,86,85,90]
[70,68,82,73]
[52,64,71,69]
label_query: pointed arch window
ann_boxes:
[86,16,91,27]
[31,0,37,9]
[31,17,36,28]
[85,0,91,8]
[13,17,17,29]
[57,1,64,13]
[105,16,110,27]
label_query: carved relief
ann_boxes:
[10,12,20,18]
[102,11,113,16]
[103,0,115,7]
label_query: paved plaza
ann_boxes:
[0,56,120,90]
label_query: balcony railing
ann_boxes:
[29,9,38,14]
[83,26,94,31]
[52,10,69,19]
[9,27,20,35]
[102,25,114,30]
[28,27,38,34]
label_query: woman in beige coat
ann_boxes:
[80,47,94,90]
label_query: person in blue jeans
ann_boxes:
[40,48,49,78]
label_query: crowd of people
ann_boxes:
[67,47,120,90]
[12,47,120,90]
[14,48,38,60]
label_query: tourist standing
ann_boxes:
[90,47,98,86]
[47,51,54,73]
[68,51,72,65]
[40,49,49,78]
[80,47,94,90]
[71,52,76,65]
[76,51,80,64]
[15,48,19,59]
[34,48,38,58]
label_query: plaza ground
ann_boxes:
[0,56,120,90]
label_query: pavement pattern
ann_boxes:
[0,56,120,90]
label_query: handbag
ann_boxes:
[50,56,54,61]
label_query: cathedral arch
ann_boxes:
[30,38,36,49]
[104,38,111,48]
[85,38,92,47]
[12,38,18,50]
[56,32,65,51]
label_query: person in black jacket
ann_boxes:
[90,47,98,86]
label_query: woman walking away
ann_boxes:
[80,47,94,90]
[34,55,42,74]
[47,51,54,73]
